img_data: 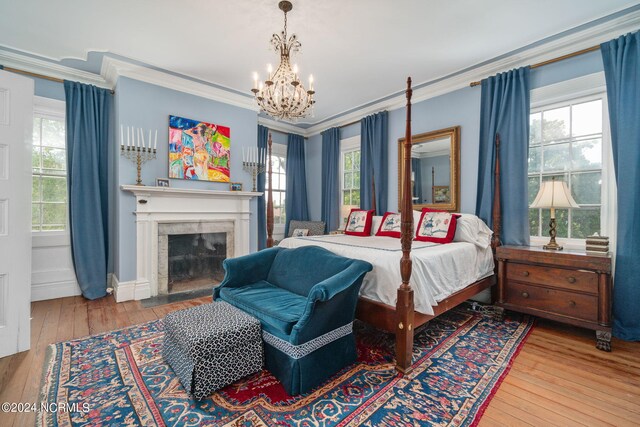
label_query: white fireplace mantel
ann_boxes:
[118,185,262,302]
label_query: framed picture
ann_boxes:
[168,115,231,182]
[230,182,243,191]
[432,186,450,203]
[156,178,170,187]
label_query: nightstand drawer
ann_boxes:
[506,263,598,294]
[505,282,598,322]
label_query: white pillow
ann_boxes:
[453,213,493,248]
[370,216,383,235]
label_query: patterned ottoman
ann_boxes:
[163,301,263,400]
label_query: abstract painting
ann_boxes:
[168,115,230,182]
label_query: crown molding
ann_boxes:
[101,56,258,112]
[304,9,640,137]
[0,49,109,88]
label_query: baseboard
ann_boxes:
[112,275,151,302]
[31,280,81,302]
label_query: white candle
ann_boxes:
[138,128,141,148]
[120,125,124,147]
[309,74,314,91]
[253,72,258,90]
[154,130,158,150]
[148,130,152,150]
[242,147,245,163]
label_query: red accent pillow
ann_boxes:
[375,212,402,238]
[415,208,460,243]
[344,209,374,236]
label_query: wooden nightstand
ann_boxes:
[496,245,612,351]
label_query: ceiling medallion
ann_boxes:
[251,1,315,121]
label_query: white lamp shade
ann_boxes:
[530,179,580,209]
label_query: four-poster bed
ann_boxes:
[265,78,502,373]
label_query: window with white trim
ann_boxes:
[266,143,287,229]
[32,99,67,232]
[528,74,614,246]
[340,136,360,227]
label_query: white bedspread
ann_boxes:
[278,235,495,315]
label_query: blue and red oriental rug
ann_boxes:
[38,305,533,426]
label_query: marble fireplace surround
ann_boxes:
[118,185,261,302]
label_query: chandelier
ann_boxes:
[251,1,315,121]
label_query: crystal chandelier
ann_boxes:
[251,1,315,121]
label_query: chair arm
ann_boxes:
[307,261,373,302]
[213,247,283,298]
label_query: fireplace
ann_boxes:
[157,221,234,295]
[167,232,227,293]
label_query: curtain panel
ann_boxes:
[475,67,531,246]
[601,31,640,341]
[321,127,341,232]
[257,125,268,250]
[360,111,388,215]
[284,133,309,236]
[64,80,112,300]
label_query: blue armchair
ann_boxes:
[213,246,372,395]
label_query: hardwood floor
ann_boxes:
[0,295,638,427]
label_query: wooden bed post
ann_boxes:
[491,133,502,250]
[266,132,275,248]
[395,77,415,374]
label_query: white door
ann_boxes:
[0,70,33,358]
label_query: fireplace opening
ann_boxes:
[168,232,227,294]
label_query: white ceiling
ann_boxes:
[1,0,638,124]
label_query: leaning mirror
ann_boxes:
[398,126,460,212]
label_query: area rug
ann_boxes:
[38,305,533,426]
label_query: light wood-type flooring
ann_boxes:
[0,295,638,426]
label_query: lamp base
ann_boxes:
[544,216,562,250]
[543,242,563,251]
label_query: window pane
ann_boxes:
[351,190,360,207]
[571,172,601,205]
[32,175,41,202]
[278,157,286,174]
[528,176,540,205]
[572,100,602,137]
[541,208,568,238]
[271,156,279,173]
[528,146,541,173]
[529,209,540,237]
[530,112,542,144]
[42,203,66,228]
[42,147,66,173]
[32,146,41,171]
[344,172,352,190]
[32,204,41,231]
[543,143,570,172]
[542,107,570,141]
[41,118,65,148]
[353,171,360,189]
[572,138,602,170]
[343,191,351,205]
[42,176,67,202]
[572,208,601,239]
[354,151,361,170]
[344,152,353,171]
[33,117,42,144]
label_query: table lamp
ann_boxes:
[530,177,579,250]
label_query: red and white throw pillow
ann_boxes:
[375,212,402,238]
[344,209,374,236]
[415,208,460,243]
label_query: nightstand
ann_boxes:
[496,245,612,351]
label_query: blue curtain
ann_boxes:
[412,158,422,203]
[601,31,640,341]
[475,67,530,246]
[321,127,340,232]
[257,125,268,249]
[360,111,388,215]
[284,133,309,236]
[64,81,112,300]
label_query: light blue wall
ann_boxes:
[115,77,258,281]
[33,76,65,100]
[417,154,451,204]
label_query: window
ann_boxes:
[340,136,360,226]
[528,94,607,241]
[32,99,67,232]
[266,144,287,228]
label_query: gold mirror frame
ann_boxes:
[397,126,460,212]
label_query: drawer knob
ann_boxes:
[569,300,576,307]
[567,276,576,283]
[521,292,529,298]
[522,271,530,277]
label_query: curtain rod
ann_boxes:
[469,45,600,87]
[2,65,115,94]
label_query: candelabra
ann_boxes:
[120,126,158,186]
[242,147,266,192]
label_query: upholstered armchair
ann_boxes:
[213,246,372,395]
